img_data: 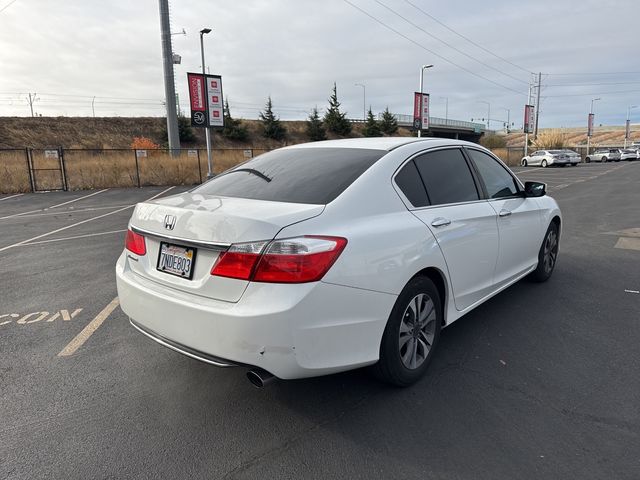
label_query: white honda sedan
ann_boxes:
[116,138,561,387]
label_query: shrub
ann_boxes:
[306,107,327,141]
[532,129,567,149]
[259,96,286,141]
[131,136,159,150]
[379,107,398,135]
[363,108,381,137]
[222,99,249,142]
[323,83,352,136]
[480,134,506,149]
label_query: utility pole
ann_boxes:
[355,83,366,121]
[27,93,38,117]
[91,96,96,118]
[533,72,542,139]
[625,105,637,148]
[587,97,600,157]
[525,84,532,157]
[158,0,180,154]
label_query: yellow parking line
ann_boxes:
[58,297,120,357]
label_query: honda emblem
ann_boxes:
[164,215,176,230]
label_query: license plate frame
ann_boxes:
[156,242,197,280]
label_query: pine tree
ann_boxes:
[306,107,327,141]
[323,83,352,136]
[222,99,249,142]
[259,96,286,141]
[363,108,381,137]
[379,107,398,135]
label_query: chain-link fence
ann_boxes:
[0,147,269,194]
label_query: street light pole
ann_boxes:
[478,100,490,130]
[587,97,600,157]
[439,96,448,123]
[500,107,510,132]
[200,28,213,179]
[625,105,637,148]
[418,64,433,138]
[355,83,366,121]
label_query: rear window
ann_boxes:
[192,147,386,204]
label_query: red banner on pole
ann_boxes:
[187,72,207,127]
[413,92,430,130]
[523,105,535,134]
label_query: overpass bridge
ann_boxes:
[380,113,486,142]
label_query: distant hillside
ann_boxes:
[504,125,640,148]
[0,116,412,149]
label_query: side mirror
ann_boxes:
[524,181,546,197]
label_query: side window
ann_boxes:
[466,149,519,199]
[414,149,479,205]
[395,160,429,207]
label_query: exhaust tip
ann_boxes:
[246,369,275,388]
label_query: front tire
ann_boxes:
[585,157,591,163]
[521,159,528,167]
[530,222,559,282]
[373,276,442,387]
[602,157,607,163]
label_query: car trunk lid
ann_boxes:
[126,193,324,302]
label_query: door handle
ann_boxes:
[431,217,451,227]
[499,209,512,217]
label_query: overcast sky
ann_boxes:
[1,0,639,128]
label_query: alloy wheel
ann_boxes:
[543,228,558,275]
[398,293,436,370]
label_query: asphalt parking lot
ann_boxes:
[1,162,639,479]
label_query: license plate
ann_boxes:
[157,242,196,279]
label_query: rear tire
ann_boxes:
[373,276,442,387]
[530,222,559,283]
[542,160,548,168]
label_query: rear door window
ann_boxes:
[192,148,386,204]
[414,148,480,205]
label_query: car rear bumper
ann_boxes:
[116,252,396,379]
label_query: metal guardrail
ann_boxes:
[375,113,486,132]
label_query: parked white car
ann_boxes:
[561,149,581,166]
[585,148,621,163]
[521,150,573,167]
[619,148,638,161]
[116,138,562,387]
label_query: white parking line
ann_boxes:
[0,186,174,253]
[19,229,127,246]
[514,167,543,174]
[3,204,132,220]
[0,189,109,220]
[0,193,24,202]
[47,189,109,209]
[58,297,120,357]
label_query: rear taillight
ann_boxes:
[210,236,347,283]
[125,229,146,255]
[210,241,268,280]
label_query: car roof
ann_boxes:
[283,137,478,152]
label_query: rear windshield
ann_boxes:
[192,147,386,204]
